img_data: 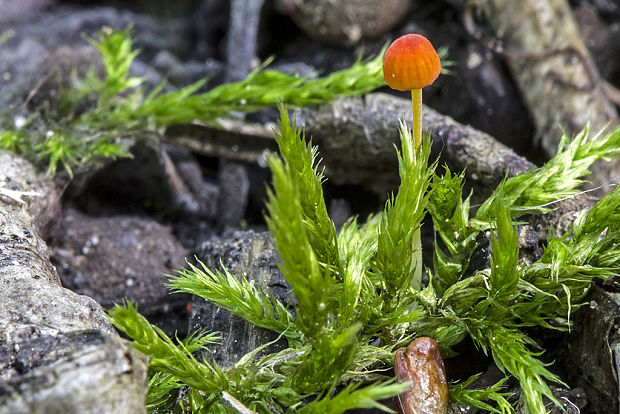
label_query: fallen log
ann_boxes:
[165,93,536,194]
[0,150,148,414]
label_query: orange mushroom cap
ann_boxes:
[383,34,441,91]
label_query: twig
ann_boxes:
[221,391,262,414]
[0,182,39,204]
[463,0,599,92]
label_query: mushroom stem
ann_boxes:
[411,88,423,289]
[411,88,422,149]
[412,228,423,290]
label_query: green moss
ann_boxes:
[0,26,386,176]
[109,104,620,412]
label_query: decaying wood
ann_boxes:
[165,93,535,194]
[0,150,148,414]
[165,119,278,166]
[563,285,620,413]
[189,230,289,370]
[469,0,620,190]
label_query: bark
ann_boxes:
[216,161,250,230]
[472,0,620,190]
[0,150,148,414]
[282,0,410,47]
[189,230,290,370]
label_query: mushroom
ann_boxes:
[382,33,441,289]
[382,33,441,148]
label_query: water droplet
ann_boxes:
[258,149,269,168]
[13,116,26,129]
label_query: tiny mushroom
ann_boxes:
[382,33,441,290]
[383,33,441,148]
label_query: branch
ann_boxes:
[469,0,620,191]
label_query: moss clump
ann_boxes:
[110,105,620,413]
[0,27,386,176]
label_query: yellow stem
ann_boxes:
[411,89,423,290]
[411,89,422,150]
